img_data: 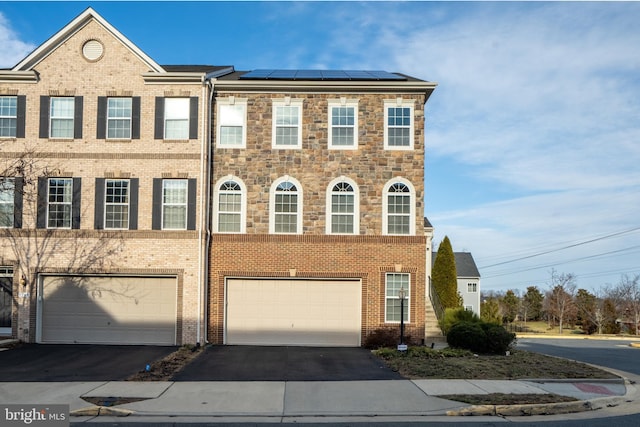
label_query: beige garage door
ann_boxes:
[39,275,177,345]
[226,279,361,347]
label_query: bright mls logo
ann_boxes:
[2,405,68,426]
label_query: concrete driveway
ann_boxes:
[173,345,404,381]
[0,344,176,381]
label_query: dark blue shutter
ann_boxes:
[13,177,23,228]
[128,178,139,230]
[94,178,105,229]
[36,177,47,228]
[96,97,107,139]
[16,96,26,138]
[154,97,164,139]
[39,96,50,139]
[152,178,162,229]
[132,97,141,139]
[187,178,197,230]
[72,178,82,229]
[189,97,198,139]
[73,97,83,139]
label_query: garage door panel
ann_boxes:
[40,276,177,345]
[226,279,361,347]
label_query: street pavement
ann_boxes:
[0,338,638,424]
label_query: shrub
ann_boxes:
[446,321,516,354]
[440,307,480,334]
[363,328,414,349]
[447,321,487,353]
[483,324,516,354]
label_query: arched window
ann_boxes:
[270,176,303,234]
[214,177,245,233]
[383,178,415,235]
[326,177,359,234]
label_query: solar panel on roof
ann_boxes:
[344,70,373,79]
[369,70,405,80]
[239,69,408,81]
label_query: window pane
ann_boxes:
[275,106,299,146]
[105,179,129,229]
[220,126,243,145]
[50,98,75,138]
[47,178,72,228]
[164,98,189,139]
[220,104,244,126]
[385,273,409,322]
[274,182,298,233]
[387,107,411,147]
[162,180,187,229]
[0,178,14,227]
[107,98,132,139]
[0,97,17,138]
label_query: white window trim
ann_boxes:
[385,272,411,323]
[0,96,17,139]
[161,179,188,230]
[164,98,190,140]
[213,175,246,233]
[328,98,358,150]
[216,97,247,148]
[325,176,359,235]
[269,175,303,234]
[0,177,15,228]
[382,177,416,236]
[49,97,74,139]
[272,98,303,149]
[467,282,478,293]
[384,98,414,150]
[46,178,72,229]
[104,178,130,230]
[106,97,132,140]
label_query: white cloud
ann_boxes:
[318,2,640,291]
[0,12,34,68]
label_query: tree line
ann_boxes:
[480,269,640,335]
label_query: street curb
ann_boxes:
[630,342,640,348]
[446,395,630,417]
[70,406,134,417]
[447,400,593,416]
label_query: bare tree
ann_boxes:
[545,269,577,334]
[2,149,125,341]
[615,274,640,335]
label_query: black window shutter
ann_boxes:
[128,178,139,230]
[189,97,198,139]
[94,178,105,229]
[36,177,47,228]
[154,97,164,139]
[74,97,83,139]
[187,178,197,230]
[13,177,23,228]
[132,97,141,139]
[96,97,107,139]
[16,96,26,138]
[152,178,162,230]
[72,178,82,229]
[39,96,50,139]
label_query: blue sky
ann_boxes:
[1,1,639,294]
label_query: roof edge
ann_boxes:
[13,7,164,73]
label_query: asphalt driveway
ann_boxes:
[173,345,404,381]
[0,344,177,381]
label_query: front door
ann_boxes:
[0,267,13,336]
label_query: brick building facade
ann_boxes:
[1,8,438,347]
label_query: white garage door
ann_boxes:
[226,279,361,347]
[39,275,177,345]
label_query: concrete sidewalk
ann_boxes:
[0,377,632,423]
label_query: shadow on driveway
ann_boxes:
[173,345,404,381]
[0,344,177,381]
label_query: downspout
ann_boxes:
[196,75,214,345]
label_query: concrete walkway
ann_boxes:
[0,377,632,423]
